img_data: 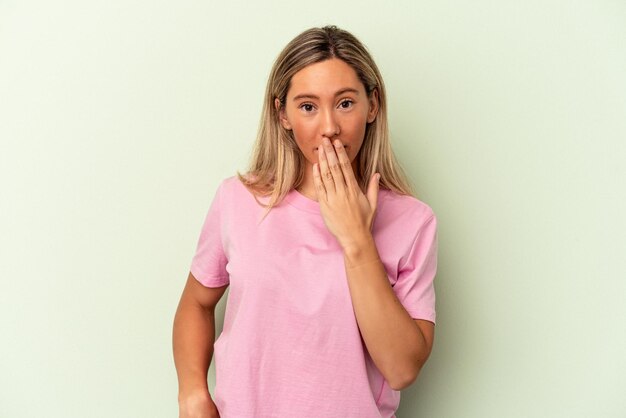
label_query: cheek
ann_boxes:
[290,120,315,142]
[344,116,368,143]
[290,122,317,159]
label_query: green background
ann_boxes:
[1,1,624,417]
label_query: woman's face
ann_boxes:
[277,58,378,172]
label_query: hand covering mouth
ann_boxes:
[314,145,348,151]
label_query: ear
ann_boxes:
[275,97,292,130]
[367,88,379,123]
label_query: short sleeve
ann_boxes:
[189,182,230,287]
[394,213,438,323]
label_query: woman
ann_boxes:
[173,25,438,418]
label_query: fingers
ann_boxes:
[317,139,335,194]
[318,138,346,193]
[333,139,360,192]
[366,172,380,213]
[313,162,326,198]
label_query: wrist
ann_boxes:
[178,386,212,405]
[341,233,379,267]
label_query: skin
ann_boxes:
[173,58,434,418]
[276,58,377,200]
[278,58,435,389]
[173,276,226,418]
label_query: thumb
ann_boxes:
[366,173,380,209]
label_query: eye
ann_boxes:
[299,103,315,112]
[339,99,354,109]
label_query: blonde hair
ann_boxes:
[237,25,414,212]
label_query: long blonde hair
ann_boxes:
[237,25,414,212]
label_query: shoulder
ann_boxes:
[373,189,437,266]
[217,175,244,189]
[213,174,270,208]
[377,189,436,226]
[215,175,252,196]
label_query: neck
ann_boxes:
[296,163,318,201]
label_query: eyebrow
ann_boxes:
[292,88,360,101]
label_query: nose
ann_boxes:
[320,108,340,139]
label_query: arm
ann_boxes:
[342,235,434,390]
[314,138,435,390]
[173,272,228,417]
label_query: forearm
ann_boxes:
[172,300,216,400]
[343,234,429,390]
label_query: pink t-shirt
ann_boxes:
[190,176,437,418]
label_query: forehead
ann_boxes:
[288,58,365,97]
